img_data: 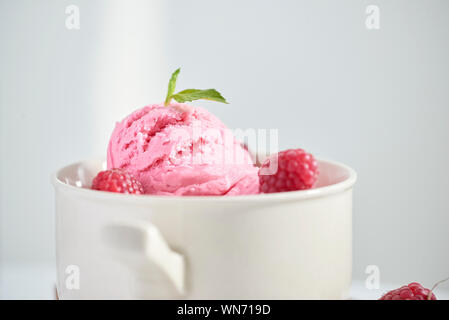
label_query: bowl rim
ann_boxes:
[52,157,357,203]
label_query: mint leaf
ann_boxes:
[164,68,229,105]
[164,68,180,106]
[172,89,228,104]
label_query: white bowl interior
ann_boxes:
[57,159,105,189]
[314,160,352,188]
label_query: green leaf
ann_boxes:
[163,68,229,106]
[172,89,229,104]
[164,68,180,106]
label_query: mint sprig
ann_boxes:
[164,68,229,106]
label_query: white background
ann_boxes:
[1,0,449,298]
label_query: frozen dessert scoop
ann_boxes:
[107,69,259,196]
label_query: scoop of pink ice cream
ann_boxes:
[107,103,259,196]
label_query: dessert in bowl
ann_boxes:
[54,157,355,299]
[52,69,357,299]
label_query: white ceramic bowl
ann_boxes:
[52,158,356,299]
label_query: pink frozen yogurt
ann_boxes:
[107,103,259,196]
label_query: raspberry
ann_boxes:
[91,169,144,194]
[259,149,319,193]
[379,282,436,300]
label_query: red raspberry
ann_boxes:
[91,169,144,194]
[259,149,319,193]
[379,282,436,300]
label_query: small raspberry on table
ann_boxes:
[379,282,436,300]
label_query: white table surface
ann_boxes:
[1,262,448,300]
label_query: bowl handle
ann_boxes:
[101,219,185,295]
